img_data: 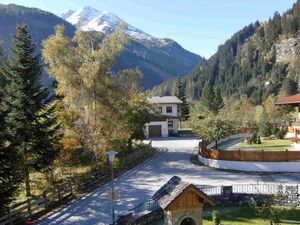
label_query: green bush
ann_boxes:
[212,210,221,225]
[275,128,287,139]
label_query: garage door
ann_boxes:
[148,125,162,137]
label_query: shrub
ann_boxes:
[212,210,221,225]
[275,127,287,139]
[257,136,262,144]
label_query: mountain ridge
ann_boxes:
[151,0,300,104]
[57,5,203,88]
[58,6,175,47]
[0,3,202,89]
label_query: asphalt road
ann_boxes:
[38,137,300,225]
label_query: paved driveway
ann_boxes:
[38,137,300,225]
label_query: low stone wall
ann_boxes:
[198,154,300,172]
[208,185,300,208]
[200,133,300,172]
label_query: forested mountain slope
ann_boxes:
[0,3,75,86]
[151,0,300,105]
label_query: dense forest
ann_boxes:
[151,0,300,105]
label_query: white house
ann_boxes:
[145,96,182,138]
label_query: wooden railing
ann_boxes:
[199,147,300,162]
[0,143,155,225]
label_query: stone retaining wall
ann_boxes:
[208,185,300,208]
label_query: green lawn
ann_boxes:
[203,206,300,224]
[226,138,293,151]
[150,206,300,225]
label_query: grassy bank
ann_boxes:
[150,206,300,225]
[231,138,293,151]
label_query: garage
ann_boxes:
[148,125,162,137]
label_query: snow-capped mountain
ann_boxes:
[57,6,202,88]
[59,6,172,47]
[0,3,201,90]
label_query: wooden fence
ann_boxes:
[0,143,155,225]
[199,147,300,162]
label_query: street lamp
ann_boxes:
[106,150,117,225]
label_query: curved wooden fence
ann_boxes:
[199,147,300,162]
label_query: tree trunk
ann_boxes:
[25,167,31,197]
[128,139,132,153]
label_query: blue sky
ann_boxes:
[0,0,297,57]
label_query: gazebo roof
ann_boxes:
[276,93,300,105]
[152,176,216,210]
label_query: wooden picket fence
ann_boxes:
[0,142,154,225]
[199,147,300,161]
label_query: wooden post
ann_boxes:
[75,177,81,191]
[27,198,32,219]
[57,185,62,203]
[7,207,12,225]
[262,149,264,161]
[69,181,73,196]
[43,191,48,210]
[239,149,241,161]
[286,149,289,161]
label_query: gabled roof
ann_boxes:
[152,176,215,210]
[148,96,183,104]
[276,93,300,105]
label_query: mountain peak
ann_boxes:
[58,9,75,19]
[58,6,174,47]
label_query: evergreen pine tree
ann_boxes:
[0,45,22,213]
[175,77,190,121]
[280,77,298,96]
[214,87,224,111]
[3,24,60,197]
[258,109,273,137]
[201,81,216,111]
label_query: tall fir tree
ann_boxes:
[175,77,190,121]
[201,81,216,111]
[0,44,22,213]
[258,109,273,137]
[280,77,298,97]
[214,87,224,111]
[3,24,61,197]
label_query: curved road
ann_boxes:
[39,137,300,225]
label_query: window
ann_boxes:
[166,106,172,113]
[155,106,162,113]
[168,120,173,128]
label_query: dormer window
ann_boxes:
[166,106,172,113]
